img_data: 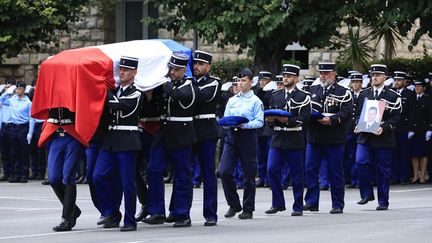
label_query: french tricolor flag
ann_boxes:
[31,39,192,147]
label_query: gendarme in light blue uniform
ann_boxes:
[224,90,264,129]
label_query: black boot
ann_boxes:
[63,185,79,228]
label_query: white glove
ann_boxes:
[26,133,32,144]
[6,85,16,95]
[426,131,432,141]
[408,131,415,139]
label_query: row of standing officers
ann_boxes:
[41,50,432,232]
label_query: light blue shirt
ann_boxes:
[1,94,35,135]
[0,94,12,124]
[224,90,264,129]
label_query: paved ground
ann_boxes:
[0,181,431,243]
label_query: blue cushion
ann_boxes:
[264,109,293,118]
[217,116,249,126]
[311,111,324,119]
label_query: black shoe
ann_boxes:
[76,176,85,184]
[103,213,122,228]
[204,219,217,226]
[224,206,242,218]
[346,184,357,189]
[238,211,253,219]
[282,184,289,190]
[376,205,388,211]
[320,185,329,191]
[164,175,173,184]
[143,214,166,225]
[120,225,137,232]
[19,177,28,183]
[53,218,73,232]
[29,175,37,180]
[97,216,108,225]
[330,208,343,214]
[173,218,191,228]
[193,183,201,188]
[71,207,81,228]
[303,204,319,211]
[35,175,45,180]
[357,196,375,205]
[291,211,303,216]
[256,180,265,188]
[41,179,50,185]
[135,206,148,221]
[165,214,176,223]
[265,206,286,214]
[8,176,19,183]
[0,175,9,181]
[400,181,408,186]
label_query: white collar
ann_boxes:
[373,85,384,94]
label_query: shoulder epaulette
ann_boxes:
[210,75,221,81]
[388,88,401,96]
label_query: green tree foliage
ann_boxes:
[0,0,89,61]
[338,25,373,73]
[147,0,432,73]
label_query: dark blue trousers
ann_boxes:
[268,148,304,212]
[391,132,410,183]
[85,141,102,214]
[94,150,136,227]
[281,162,291,188]
[319,159,329,187]
[193,139,218,221]
[356,144,392,207]
[344,132,359,185]
[9,124,30,179]
[257,136,270,184]
[305,143,345,210]
[147,142,193,219]
[192,155,202,186]
[30,122,46,177]
[0,124,12,178]
[48,134,83,186]
[219,129,258,212]
[234,160,244,186]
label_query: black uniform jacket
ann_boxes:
[268,87,311,150]
[356,86,401,148]
[257,87,274,137]
[409,93,432,134]
[102,84,143,152]
[307,83,353,144]
[193,74,221,142]
[156,77,198,148]
[394,88,415,132]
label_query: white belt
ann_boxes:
[161,116,193,122]
[273,126,302,132]
[194,114,216,119]
[47,118,73,124]
[322,113,336,117]
[140,117,160,122]
[108,125,139,131]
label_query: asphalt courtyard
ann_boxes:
[0,181,431,243]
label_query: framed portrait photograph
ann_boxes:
[357,100,386,133]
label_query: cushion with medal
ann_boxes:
[311,111,324,119]
[264,109,293,118]
[217,116,249,127]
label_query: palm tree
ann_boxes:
[338,25,373,73]
[368,21,404,62]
